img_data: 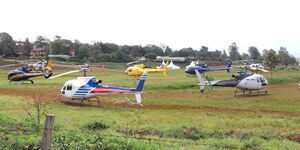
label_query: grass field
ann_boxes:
[0,61,300,149]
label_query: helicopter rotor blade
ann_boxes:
[0,64,17,68]
[48,70,81,79]
[258,68,268,73]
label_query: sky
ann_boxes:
[1,0,300,57]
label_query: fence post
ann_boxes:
[41,114,55,150]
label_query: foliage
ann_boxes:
[145,52,157,60]
[23,93,49,124]
[228,42,242,60]
[25,38,34,57]
[1,32,299,65]
[85,120,110,130]
[164,126,208,140]
[264,49,279,77]
[248,46,262,60]
[50,39,73,55]
[278,47,298,67]
[0,32,17,57]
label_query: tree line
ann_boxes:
[0,32,298,67]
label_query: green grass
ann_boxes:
[0,63,300,149]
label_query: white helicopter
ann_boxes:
[241,63,268,73]
[50,65,148,104]
[195,69,268,96]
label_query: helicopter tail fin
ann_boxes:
[163,61,170,76]
[136,72,147,91]
[135,93,142,104]
[44,60,53,79]
[46,60,52,68]
[226,61,232,73]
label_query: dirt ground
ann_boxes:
[1,84,299,117]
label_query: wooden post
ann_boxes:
[41,114,55,150]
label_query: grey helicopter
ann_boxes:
[195,69,268,96]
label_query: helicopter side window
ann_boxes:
[63,86,66,90]
[67,84,72,90]
[257,77,260,83]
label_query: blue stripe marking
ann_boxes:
[76,91,90,93]
[78,89,91,90]
[74,94,86,95]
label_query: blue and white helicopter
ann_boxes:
[185,61,232,90]
[1,60,53,84]
[49,65,148,104]
[185,61,232,75]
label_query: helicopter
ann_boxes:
[125,61,170,77]
[6,60,53,84]
[232,60,268,73]
[240,63,268,73]
[185,61,232,75]
[195,69,268,96]
[185,61,232,90]
[51,65,148,104]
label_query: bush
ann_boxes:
[52,132,160,150]
[85,120,110,130]
[244,136,265,148]
[164,126,210,140]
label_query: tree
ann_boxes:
[145,52,157,61]
[77,44,91,60]
[129,45,144,58]
[248,46,261,60]
[242,53,250,60]
[23,38,33,58]
[264,49,279,77]
[164,46,173,56]
[143,45,164,56]
[71,40,81,59]
[101,43,119,54]
[35,36,50,59]
[278,47,292,68]
[176,47,194,57]
[220,50,228,61]
[50,39,73,55]
[228,42,242,60]
[0,32,17,57]
[197,46,209,60]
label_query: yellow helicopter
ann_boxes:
[125,61,170,77]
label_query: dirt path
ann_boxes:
[60,100,300,117]
[1,86,299,117]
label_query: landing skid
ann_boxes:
[125,96,143,107]
[10,80,34,84]
[61,97,101,106]
[234,89,268,97]
[80,97,101,106]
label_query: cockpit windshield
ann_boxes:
[66,84,72,90]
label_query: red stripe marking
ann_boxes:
[90,88,139,94]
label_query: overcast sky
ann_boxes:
[1,0,299,57]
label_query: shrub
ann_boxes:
[244,136,264,148]
[85,120,110,130]
[164,126,209,140]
